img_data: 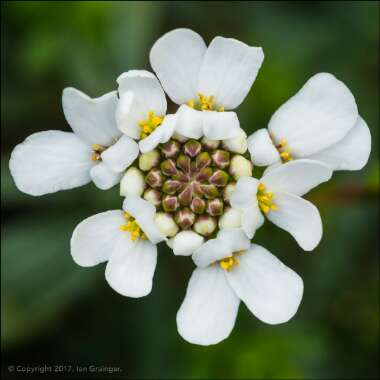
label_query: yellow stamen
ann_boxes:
[257,182,278,214]
[119,212,147,241]
[90,144,106,162]
[271,136,293,163]
[186,93,224,112]
[219,250,244,271]
[138,111,163,139]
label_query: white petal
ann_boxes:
[90,162,122,190]
[267,192,322,251]
[222,128,248,154]
[230,176,260,209]
[193,228,250,268]
[176,266,239,345]
[241,205,265,239]
[101,135,139,173]
[150,28,207,105]
[139,114,177,153]
[9,131,93,196]
[115,92,141,139]
[218,208,242,229]
[226,244,303,324]
[70,210,124,267]
[198,36,264,109]
[247,128,280,166]
[268,73,358,156]
[261,159,332,196]
[308,116,371,171]
[62,88,120,146]
[202,111,241,140]
[105,238,157,298]
[123,195,165,244]
[175,105,204,139]
[169,231,204,256]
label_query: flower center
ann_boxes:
[91,144,107,162]
[257,182,278,214]
[119,212,147,241]
[219,250,244,271]
[187,93,225,112]
[138,111,163,139]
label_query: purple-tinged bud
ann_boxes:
[201,137,220,150]
[184,139,202,157]
[190,197,206,214]
[143,188,162,206]
[138,150,160,171]
[176,154,191,173]
[161,140,180,158]
[223,182,236,201]
[172,172,188,182]
[195,167,213,182]
[208,169,229,187]
[162,179,183,194]
[162,194,179,212]
[199,184,219,199]
[145,168,165,187]
[206,198,224,216]
[178,185,193,206]
[211,150,230,169]
[193,215,217,236]
[160,159,177,176]
[175,208,195,229]
[195,152,211,170]
[172,132,188,143]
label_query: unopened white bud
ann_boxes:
[223,182,236,201]
[138,150,160,171]
[218,207,242,229]
[172,132,188,143]
[201,137,220,150]
[154,212,179,237]
[169,231,204,256]
[229,155,253,180]
[193,215,217,236]
[222,129,248,154]
[120,167,145,196]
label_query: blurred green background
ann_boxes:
[1,1,379,379]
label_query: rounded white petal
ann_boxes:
[123,195,165,244]
[266,192,322,251]
[101,135,139,173]
[9,131,93,196]
[198,36,264,109]
[90,162,122,190]
[105,238,157,298]
[120,167,145,197]
[226,244,304,324]
[230,176,260,208]
[222,128,248,154]
[175,105,204,139]
[154,212,179,238]
[261,159,332,197]
[218,208,242,229]
[70,210,124,267]
[169,231,204,256]
[62,88,120,146]
[241,205,265,239]
[139,114,177,153]
[115,92,141,139]
[308,116,371,171]
[247,128,280,166]
[176,266,240,346]
[192,228,250,268]
[268,73,358,156]
[202,111,241,140]
[150,28,207,105]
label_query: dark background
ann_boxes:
[1,1,379,379]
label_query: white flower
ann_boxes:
[230,159,333,251]
[9,88,139,195]
[176,229,303,345]
[248,73,371,171]
[115,70,178,153]
[70,195,165,297]
[150,28,264,141]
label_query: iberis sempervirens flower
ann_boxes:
[8,28,371,346]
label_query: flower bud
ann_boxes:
[218,207,242,229]
[175,207,195,229]
[195,152,211,170]
[162,179,183,194]
[190,197,206,214]
[222,129,248,154]
[145,168,165,187]
[176,154,191,173]
[211,150,230,169]
[160,159,177,176]
[143,188,161,206]
[195,167,213,182]
[206,198,224,216]
[154,212,179,237]
[199,184,219,199]
[193,215,217,236]
[161,140,180,158]
[120,167,145,196]
[208,169,229,187]
[172,132,188,143]
[223,181,236,201]
[201,137,220,150]
[178,185,192,206]
[184,139,202,157]
[229,155,253,180]
[138,150,160,171]
[162,194,179,212]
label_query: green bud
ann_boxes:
[190,197,206,214]
[162,179,183,195]
[195,152,211,170]
[195,167,213,182]
[162,194,179,212]
[138,150,160,171]
[211,150,230,169]
[160,159,177,176]
[178,185,192,206]
[208,169,229,187]
[145,168,165,188]
[206,198,224,216]
[176,154,191,173]
[199,184,219,199]
[184,139,202,157]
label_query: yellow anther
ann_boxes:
[187,99,195,108]
[119,212,146,242]
[90,144,106,161]
[91,153,101,162]
[257,182,278,214]
[138,111,163,139]
[218,106,225,112]
[186,93,224,112]
[219,251,244,271]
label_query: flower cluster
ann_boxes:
[9,29,371,346]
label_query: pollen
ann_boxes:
[138,111,163,139]
[187,93,224,112]
[91,143,106,162]
[275,138,293,163]
[257,182,278,214]
[119,212,147,241]
[219,250,244,271]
